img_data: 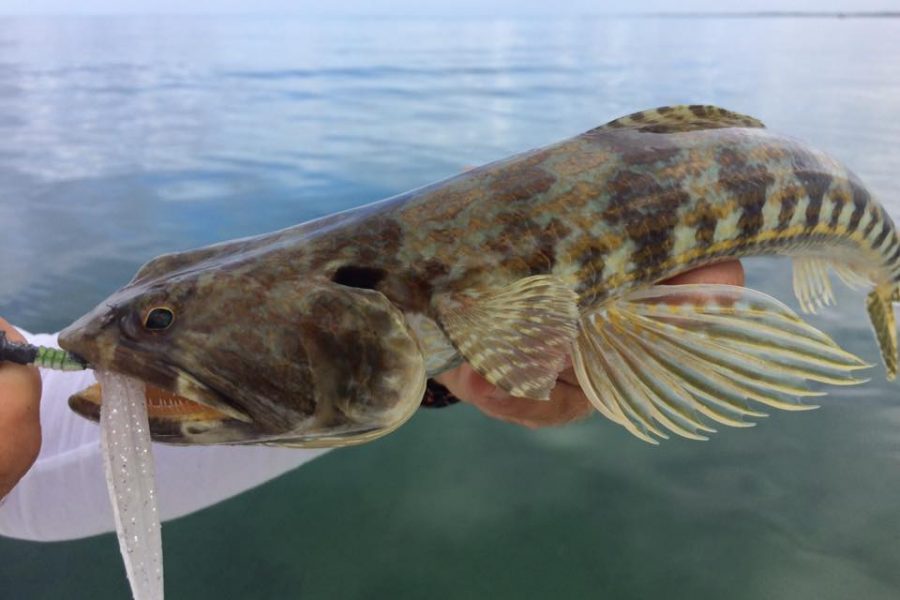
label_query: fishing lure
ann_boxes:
[0,331,88,371]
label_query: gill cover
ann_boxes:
[279,282,428,446]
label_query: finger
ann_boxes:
[663,259,745,286]
[465,379,591,429]
[436,364,592,429]
[0,316,27,345]
[0,318,42,498]
[435,363,509,403]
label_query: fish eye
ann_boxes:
[143,307,175,331]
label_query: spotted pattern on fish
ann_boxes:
[600,105,765,134]
[368,108,898,372]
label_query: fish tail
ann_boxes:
[866,283,899,380]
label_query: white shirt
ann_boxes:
[0,329,330,542]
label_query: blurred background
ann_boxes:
[1,1,900,598]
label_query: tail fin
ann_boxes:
[866,284,898,380]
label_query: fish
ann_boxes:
[58,104,897,446]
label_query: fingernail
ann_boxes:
[486,389,512,402]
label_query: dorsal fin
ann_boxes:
[596,105,765,134]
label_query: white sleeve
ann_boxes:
[0,329,330,542]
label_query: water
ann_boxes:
[1,14,900,599]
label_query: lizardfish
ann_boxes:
[58,105,896,446]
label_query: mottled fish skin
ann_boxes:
[392,111,898,308]
[58,105,897,446]
[206,106,893,313]
[305,107,897,358]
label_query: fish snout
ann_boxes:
[58,302,120,367]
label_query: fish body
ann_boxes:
[59,105,895,446]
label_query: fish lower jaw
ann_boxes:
[68,381,235,428]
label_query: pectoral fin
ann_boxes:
[573,284,870,444]
[434,275,579,400]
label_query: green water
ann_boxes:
[2,14,900,599]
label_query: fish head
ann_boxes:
[58,250,426,447]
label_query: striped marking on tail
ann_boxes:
[866,284,898,379]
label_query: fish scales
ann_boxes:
[57,105,899,445]
[392,126,898,308]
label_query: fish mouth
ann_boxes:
[66,378,399,447]
[60,310,266,443]
[68,377,265,444]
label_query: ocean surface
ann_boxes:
[2,14,900,599]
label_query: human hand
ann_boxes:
[435,260,746,429]
[0,318,42,499]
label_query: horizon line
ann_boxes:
[0,10,898,19]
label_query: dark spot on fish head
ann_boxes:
[331,265,387,290]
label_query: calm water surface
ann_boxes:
[2,15,900,599]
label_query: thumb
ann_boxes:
[0,318,42,498]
